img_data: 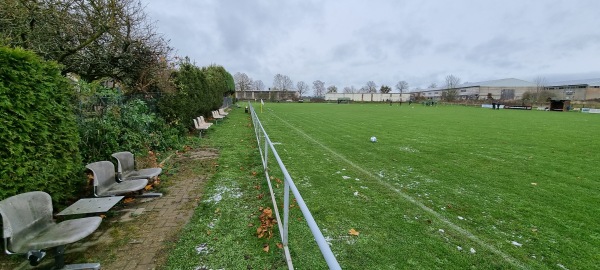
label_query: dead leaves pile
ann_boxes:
[256,207,277,239]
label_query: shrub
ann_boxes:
[76,81,184,164]
[0,46,82,203]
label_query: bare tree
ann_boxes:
[533,76,547,102]
[234,72,253,91]
[313,80,325,97]
[395,81,409,94]
[365,81,378,93]
[296,81,309,97]
[343,86,357,93]
[273,74,294,91]
[0,0,173,91]
[254,79,265,90]
[380,85,392,93]
[428,83,437,88]
[327,85,338,93]
[443,74,461,101]
[359,86,369,93]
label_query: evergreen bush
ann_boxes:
[0,46,82,202]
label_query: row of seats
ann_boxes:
[193,108,229,137]
[0,151,162,269]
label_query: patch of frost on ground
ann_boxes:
[204,184,242,204]
[195,243,210,254]
[399,146,420,153]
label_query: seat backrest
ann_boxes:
[199,116,206,123]
[193,118,200,129]
[86,161,118,196]
[111,152,135,174]
[0,191,54,250]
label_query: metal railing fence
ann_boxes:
[248,103,341,270]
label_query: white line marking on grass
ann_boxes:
[269,112,526,269]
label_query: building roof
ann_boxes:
[547,78,600,87]
[418,78,535,92]
[461,78,536,88]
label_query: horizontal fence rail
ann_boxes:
[249,103,341,270]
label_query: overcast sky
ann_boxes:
[145,0,600,92]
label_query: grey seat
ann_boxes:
[0,191,101,269]
[86,161,148,197]
[111,151,162,181]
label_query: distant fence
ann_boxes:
[248,103,341,270]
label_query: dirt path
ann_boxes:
[0,148,217,270]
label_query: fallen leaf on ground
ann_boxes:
[123,197,135,204]
[144,184,153,191]
[276,243,283,249]
[531,182,538,186]
[349,228,360,236]
[262,243,269,252]
[248,223,254,227]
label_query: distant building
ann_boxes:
[414,78,537,101]
[236,90,299,101]
[545,78,600,100]
[325,93,411,102]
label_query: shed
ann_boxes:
[548,99,571,111]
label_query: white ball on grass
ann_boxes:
[370,136,377,142]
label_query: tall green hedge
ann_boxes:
[158,60,235,131]
[0,46,82,202]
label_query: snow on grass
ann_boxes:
[204,182,242,204]
[399,146,420,153]
[195,243,210,255]
[511,241,522,247]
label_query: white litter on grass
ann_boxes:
[458,216,465,220]
[457,246,463,251]
[271,142,282,145]
[342,176,351,180]
[511,241,522,247]
[557,263,569,270]
[470,247,476,254]
[353,191,359,196]
[335,171,341,174]
[438,229,445,233]
[360,186,368,189]
[195,243,209,254]
[355,178,360,181]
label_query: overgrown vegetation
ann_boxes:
[0,47,82,202]
[0,1,235,203]
[158,59,234,131]
[76,80,184,164]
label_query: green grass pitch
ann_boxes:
[255,102,600,269]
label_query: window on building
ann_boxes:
[460,89,466,92]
